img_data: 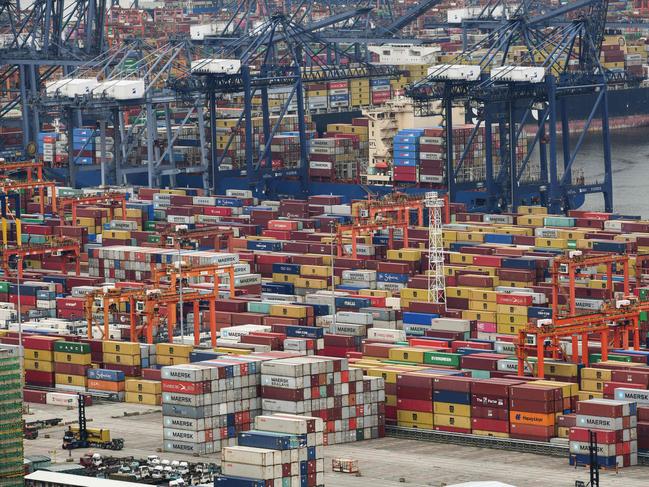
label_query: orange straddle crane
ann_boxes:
[516,252,641,377]
[1,238,81,278]
[159,224,234,252]
[336,219,410,259]
[56,193,128,226]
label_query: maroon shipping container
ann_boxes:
[23,335,62,351]
[362,343,392,358]
[23,389,48,404]
[509,398,561,414]
[610,369,649,386]
[472,394,508,409]
[576,400,630,417]
[141,368,162,381]
[54,363,89,376]
[569,427,625,444]
[261,386,305,401]
[433,376,473,393]
[471,378,525,396]
[25,370,55,386]
[509,422,555,439]
[471,406,509,421]
[510,384,562,401]
[104,363,141,377]
[472,418,509,433]
[215,299,248,312]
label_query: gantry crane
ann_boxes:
[407,0,635,213]
[352,193,425,226]
[515,252,639,377]
[151,262,237,298]
[158,225,235,252]
[552,252,630,322]
[85,286,147,341]
[336,219,410,259]
[56,193,128,226]
[0,239,81,278]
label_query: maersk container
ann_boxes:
[402,323,430,336]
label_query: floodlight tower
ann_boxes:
[425,191,445,305]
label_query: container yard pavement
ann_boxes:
[24,402,648,487]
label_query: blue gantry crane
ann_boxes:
[407,0,638,213]
[173,8,402,198]
[0,0,107,153]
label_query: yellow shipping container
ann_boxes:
[541,362,578,378]
[24,359,54,372]
[472,430,510,438]
[400,288,430,300]
[575,239,593,250]
[156,343,193,357]
[496,313,527,326]
[581,367,612,381]
[270,304,308,318]
[156,355,189,366]
[114,208,142,218]
[159,189,186,195]
[397,411,434,426]
[446,287,472,299]
[125,379,161,394]
[534,380,579,396]
[386,249,421,262]
[534,238,568,249]
[103,353,140,366]
[300,265,332,277]
[462,310,497,323]
[55,374,87,387]
[215,347,251,355]
[388,347,426,363]
[398,420,433,429]
[580,379,604,392]
[272,273,298,283]
[578,391,604,401]
[24,349,53,361]
[386,395,397,407]
[359,289,390,297]
[469,300,498,312]
[496,304,528,316]
[102,341,140,355]
[517,215,546,226]
[497,323,527,335]
[102,229,131,240]
[434,414,471,429]
[433,402,471,417]
[449,253,474,265]
[53,352,91,365]
[294,278,328,289]
[125,392,161,406]
[519,205,548,215]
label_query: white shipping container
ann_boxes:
[430,317,471,332]
[161,364,213,382]
[310,161,332,170]
[335,311,373,325]
[261,375,306,389]
[221,461,280,480]
[222,446,282,466]
[46,392,79,407]
[341,270,377,281]
[367,328,405,342]
[226,189,253,198]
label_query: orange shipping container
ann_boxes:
[87,379,125,392]
[509,410,556,427]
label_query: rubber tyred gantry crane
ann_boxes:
[57,193,128,226]
[336,219,410,259]
[1,239,80,278]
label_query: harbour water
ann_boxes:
[572,127,649,217]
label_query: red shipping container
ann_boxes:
[496,293,534,306]
[23,335,62,351]
[141,368,162,381]
[603,381,645,396]
[23,389,48,404]
[162,380,211,394]
[397,398,433,412]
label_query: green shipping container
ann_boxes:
[641,311,648,322]
[0,282,8,294]
[147,235,161,244]
[588,353,632,364]
[423,351,461,368]
[247,302,272,314]
[469,369,491,379]
[639,288,649,302]
[144,221,157,231]
[53,341,91,354]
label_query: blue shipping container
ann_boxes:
[272,263,301,275]
[237,431,294,450]
[403,311,438,325]
[215,475,268,487]
[433,389,471,404]
[87,369,125,382]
